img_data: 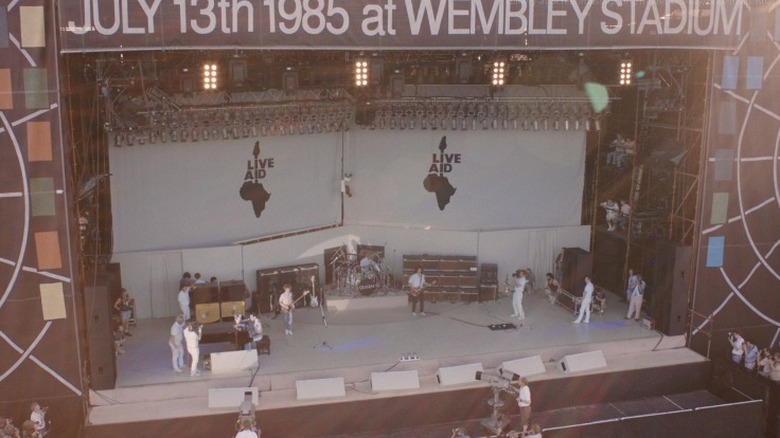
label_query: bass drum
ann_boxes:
[358,277,377,296]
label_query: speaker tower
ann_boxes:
[652,241,691,336]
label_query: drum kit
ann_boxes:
[329,248,392,296]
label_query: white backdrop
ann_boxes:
[345,129,585,230]
[109,133,343,252]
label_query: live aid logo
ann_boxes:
[239,141,273,218]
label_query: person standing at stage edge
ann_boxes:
[511,270,527,320]
[407,266,428,316]
[515,377,532,436]
[183,320,202,377]
[178,283,191,321]
[573,276,594,324]
[625,274,646,322]
[279,283,295,335]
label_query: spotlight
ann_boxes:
[491,61,506,86]
[202,63,218,90]
[619,60,633,86]
[354,60,369,87]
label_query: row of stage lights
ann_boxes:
[195,57,634,92]
[111,104,353,147]
[361,101,602,132]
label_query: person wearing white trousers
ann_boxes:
[625,276,646,321]
[573,276,594,324]
[511,270,527,320]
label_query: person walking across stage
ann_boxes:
[544,272,560,305]
[407,266,428,317]
[515,377,532,436]
[169,314,186,373]
[510,270,527,320]
[178,284,192,321]
[573,276,594,324]
[113,288,134,336]
[279,283,295,335]
[625,275,646,322]
[183,320,202,377]
[625,268,638,302]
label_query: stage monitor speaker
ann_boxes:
[501,355,546,378]
[88,335,116,390]
[437,363,483,386]
[370,370,420,392]
[208,387,258,409]
[295,377,346,400]
[84,285,113,336]
[210,350,258,373]
[561,247,593,294]
[559,350,607,373]
[653,241,691,336]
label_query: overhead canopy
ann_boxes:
[58,0,749,53]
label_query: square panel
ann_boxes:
[745,56,764,90]
[713,149,734,182]
[30,177,55,217]
[27,121,52,161]
[34,231,62,270]
[721,56,739,90]
[706,236,725,268]
[0,8,9,48]
[0,69,12,109]
[20,6,46,48]
[717,102,736,135]
[710,193,729,225]
[40,282,67,320]
[23,68,49,109]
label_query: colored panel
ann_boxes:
[714,149,734,182]
[776,8,780,42]
[30,177,55,216]
[40,283,67,320]
[27,121,53,161]
[0,69,12,109]
[717,102,736,135]
[35,231,62,270]
[706,236,725,268]
[721,56,739,90]
[0,8,9,48]
[710,193,729,224]
[745,57,764,90]
[23,68,49,109]
[20,6,46,48]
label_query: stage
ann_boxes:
[83,288,712,423]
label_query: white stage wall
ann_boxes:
[115,224,589,319]
[345,129,585,230]
[110,124,584,253]
[109,133,343,252]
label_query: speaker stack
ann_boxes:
[561,247,593,294]
[652,241,691,336]
[256,263,320,313]
[84,284,116,390]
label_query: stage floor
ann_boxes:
[91,288,705,428]
[114,288,656,388]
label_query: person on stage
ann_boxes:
[544,272,560,305]
[515,377,532,436]
[113,288,134,336]
[511,270,527,320]
[573,276,594,324]
[183,320,202,377]
[235,419,259,438]
[407,266,428,316]
[625,275,646,321]
[178,284,191,321]
[169,314,186,373]
[29,403,47,436]
[279,283,295,335]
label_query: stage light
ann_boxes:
[202,63,218,90]
[354,60,369,87]
[491,61,506,86]
[619,60,633,86]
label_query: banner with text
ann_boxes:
[59,0,750,52]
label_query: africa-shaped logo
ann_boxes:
[240,141,272,218]
[424,136,458,210]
